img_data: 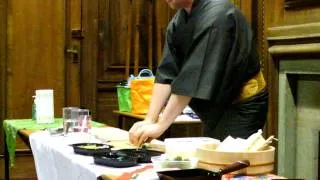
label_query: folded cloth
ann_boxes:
[3,118,105,166]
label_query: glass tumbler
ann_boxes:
[63,107,79,135]
[71,108,90,133]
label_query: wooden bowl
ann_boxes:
[196,144,275,175]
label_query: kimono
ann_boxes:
[155,0,268,140]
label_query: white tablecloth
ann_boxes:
[29,131,153,180]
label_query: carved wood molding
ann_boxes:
[268,23,320,56]
[269,43,320,55]
[268,23,320,41]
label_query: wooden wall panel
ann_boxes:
[0,0,8,157]
[65,0,82,107]
[96,0,175,124]
[0,0,7,178]
[253,1,320,175]
[0,155,37,180]
[265,1,320,28]
[7,0,65,119]
[260,0,320,138]
[97,91,118,127]
[81,0,99,115]
[1,0,68,178]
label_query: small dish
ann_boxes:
[94,152,138,168]
[70,143,112,156]
[115,149,163,163]
[151,154,198,171]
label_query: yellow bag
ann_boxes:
[130,69,155,114]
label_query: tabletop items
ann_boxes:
[32,89,92,134]
[3,118,105,167]
[62,107,91,135]
[117,69,155,114]
[33,89,55,124]
[26,125,285,179]
[196,130,276,175]
[94,149,163,168]
[215,129,277,152]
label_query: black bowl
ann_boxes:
[114,149,163,163]
[94,152,138,168]
[70,143,113,156]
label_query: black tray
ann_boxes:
[115,149,163,163]
[93,149,163,168]
[70,143,112,156]
[94,152,138,168]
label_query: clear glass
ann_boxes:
[63,107,79,135]
[71,108,90,133]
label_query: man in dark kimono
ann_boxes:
[129,0,268,146]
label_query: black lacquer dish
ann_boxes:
[115,149,163,163]
[93,149,163,168]
[70,143,113,156]
[94,151,139,168]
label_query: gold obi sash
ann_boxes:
[234,70,266,102]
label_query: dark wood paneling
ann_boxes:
[0,0,7,156]
[96,0,175,125]
[7,0,65,119]
[1,0,75,178]
[0,0,7,177]
[81,0,99,118]
[64,0,82,107]
[97,91,118,126]
[284,0,320,9]
[265,0,320,28]
[0,154,37,180]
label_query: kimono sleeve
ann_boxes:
[170,23,235,101]
[171,11,258,105]
[154,24,179,84]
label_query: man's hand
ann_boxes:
[129,121,167,147]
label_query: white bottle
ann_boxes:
[35,89,54,124]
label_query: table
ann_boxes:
[114,111,202,129]
[113,111,203,138]
[29,128,285,180]
[4,120,286,180]
[2,118,105,180]
[29,128,161,180]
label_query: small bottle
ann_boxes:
[32,96,36,120]
[127,74,135,87]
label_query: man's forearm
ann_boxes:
[158,93,191,128]
[145,83,171,122]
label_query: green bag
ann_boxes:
[116,85,131,112]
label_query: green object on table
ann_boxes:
[116,85,132,112]
[3,118,105,166]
